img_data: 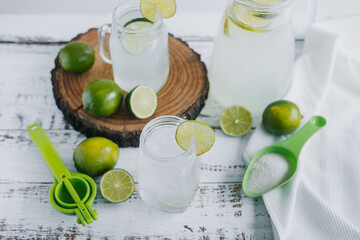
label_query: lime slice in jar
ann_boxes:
[121,18,154,55]
[175,120,215,156]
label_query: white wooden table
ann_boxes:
[0,12,308,239]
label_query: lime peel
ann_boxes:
[59,41,95,73]
[100,169,135,203]
[220,105,253,136]
[82,79,123,117]
[73,137,119,177]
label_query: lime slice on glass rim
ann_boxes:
[121,18,154,55]
[100,169,135,203]
[175,120,215,156]
[126,85,157,119]
[220,105,253,136]
[140,0,177,22]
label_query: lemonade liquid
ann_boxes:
[109,5,169,92]
[209,3,294,122]
[137,117,199,213]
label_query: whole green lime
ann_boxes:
[82,79,123,117]
[73,137,119,177]
[262,100,302,136]
[59,41,95,73]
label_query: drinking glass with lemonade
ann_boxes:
[137,116,215,213]
[98,0,173,92]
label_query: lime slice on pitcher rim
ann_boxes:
[126,85,157,119]
[220,105,253,136]
[175,120,215,156]
[100,169,135,203]
[140,0,177,22]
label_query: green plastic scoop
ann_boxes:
[27,123,98,226]
[243,116,327,198]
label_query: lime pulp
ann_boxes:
[100,169,135,203]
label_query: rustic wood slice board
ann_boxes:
[51,28,209,147]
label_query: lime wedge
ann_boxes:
[100,169,135,203]
[220,105,253,136]
[125,86,157,119]
[121,18,154,55]
[140,0,176,22]
[175,120,215,156]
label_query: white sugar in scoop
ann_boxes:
[247,153,292,195]
[243,116,327,198]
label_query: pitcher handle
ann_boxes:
[98,24,112,64]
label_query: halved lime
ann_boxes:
[175,120,215,156]
[121,18,154,55]
[125,86,157,119]
[100,169,135,203]
[140,0,177,22]
[220,105,253,136]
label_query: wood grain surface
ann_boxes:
[51,29,209,147]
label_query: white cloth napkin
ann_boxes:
[243,16,360,240]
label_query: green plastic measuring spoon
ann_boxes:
[27,123,98,226]
[243,116,327,198]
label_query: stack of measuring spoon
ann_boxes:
[27,123,98,226]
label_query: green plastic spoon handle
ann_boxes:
[27,123,71,181]
[275,116,327,160]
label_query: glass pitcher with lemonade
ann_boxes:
[209,0,317,122]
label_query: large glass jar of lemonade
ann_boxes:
[209,0,299,122]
